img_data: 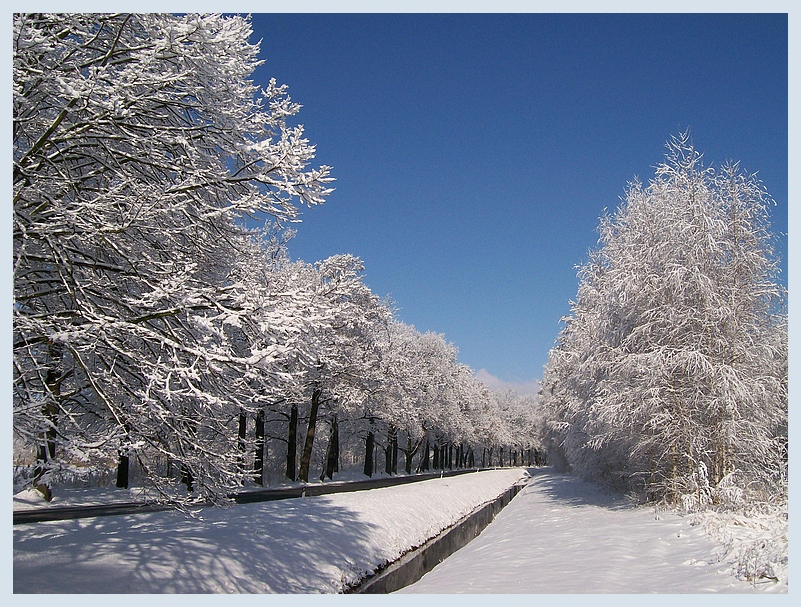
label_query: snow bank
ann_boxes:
[14,468,527,593]
[693,502,788,588]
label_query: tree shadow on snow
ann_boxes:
[14,496,380,593]
[523,466,631,510]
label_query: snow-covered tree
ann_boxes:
[13,15,543,501]
[541,133,787,506]
[13,13,332,502]
[291,254,390,482]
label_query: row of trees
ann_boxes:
[13,13,544,506]
[539,133,787,509]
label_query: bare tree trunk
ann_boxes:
[238,409,247,472]
[115,453,129,489]
[333,420,339,475]
[364,430,374,477]
[298,389,321,483]
[254,409,265,486]
[116,423,131,489]
[385,428,393,475]
[34,344,62,501]
[321,416,338,481]
[391,427,398,475]
[181,464,193,492]
[286,403,298,481]
[404,434,414,474]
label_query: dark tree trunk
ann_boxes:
[254,408,265,486]
[321,416,339,481]
[333,421,339,474]
[422,438,430,471]
[181,464,193,492]
[404,435,413,474]
[34,344,63,501]
[448,443,453,469]
[385,425,398,475]
[237,409,247,477]
[391,429,398,475]
[500,446,505,467]
[433,442,440,469]
[238,409,247,446]
[364,431,374,477]
[116,422,132,489]
[286,403,298,481]
[237,409,248,471]
[298,389,322,483]
[115,453,129,489]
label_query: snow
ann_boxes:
[13,467,787,594]
[399,467,786,594]
[13,468,526,593]
[13,486,162,510]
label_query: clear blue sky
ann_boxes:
[247,12,788,388]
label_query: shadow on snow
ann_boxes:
[14,496,380,593]
[522,466,630,510]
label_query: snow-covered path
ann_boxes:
[400,467,774,593]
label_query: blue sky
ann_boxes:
[247,12,788,390]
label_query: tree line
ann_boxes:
[13,13,544,505]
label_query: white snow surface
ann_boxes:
[13,467,787,594]
[13,468,526,593]
[400,468,785,594]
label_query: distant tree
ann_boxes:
[541,133,787,507]
[13,13,332,502]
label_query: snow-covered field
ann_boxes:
[400,468,786,594]
[13,467,787,595]
[13,468,526,593]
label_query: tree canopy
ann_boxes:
[13,13,543,505]
[540,133,787,508]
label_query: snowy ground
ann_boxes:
[400,467,786,594]
[13,468,526,593]
[13,467,787,595]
